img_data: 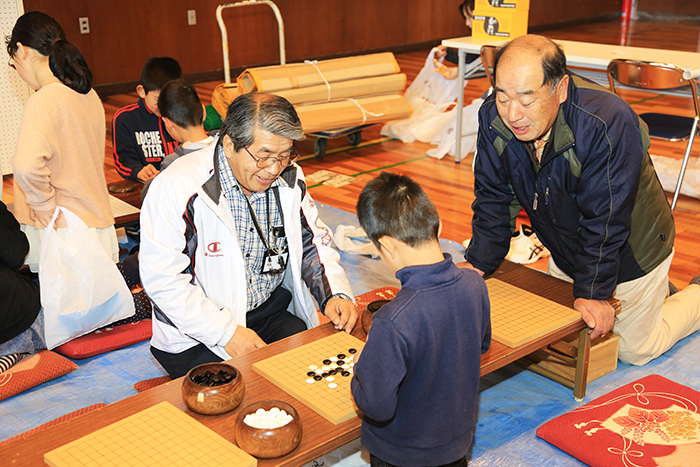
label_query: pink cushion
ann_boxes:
[0,351,78,402]
[54,320,152,359]
[537,374,700,466]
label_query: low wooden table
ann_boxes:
[0,261,588,466]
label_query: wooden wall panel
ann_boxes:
[22,0,93,73]
[528,0,623,28]
[85,0,192,85]
[23,0,631,90]
[636,0,700,16]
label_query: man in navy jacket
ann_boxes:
[465,34,700,365]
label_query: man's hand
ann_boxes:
[456,262,486,277]
[325,296,359,333]
[137,164,159,182]
[30,208,58,229]
[574,298,615,339]
[223,326,266,358]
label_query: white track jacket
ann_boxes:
[140,142,353,359]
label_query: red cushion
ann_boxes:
[0,351,78,402]
[54,320,152,359]
[133,375,172,393]
[537,374,700,467]
[0,403,106,447]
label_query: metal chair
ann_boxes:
[480,45,499,88]
[607,58,700,210]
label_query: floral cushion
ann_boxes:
[537,374,700,467]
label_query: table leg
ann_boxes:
[573,327,591,401]
[454,48,466,163]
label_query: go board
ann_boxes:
[486,278,581,348]
[253,331,364,425]
[44,401,256,467]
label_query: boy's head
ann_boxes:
[356,171,440,251]
[136,56,182,117]
[158,79,204,142]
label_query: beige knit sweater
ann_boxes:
[12,83,113,228]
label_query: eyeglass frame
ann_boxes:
[8,56,15,70]
[242,145,300,169]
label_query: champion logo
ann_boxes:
[207,242,222,253]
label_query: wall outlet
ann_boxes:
[79,17,90,34]
[187,10,197,26]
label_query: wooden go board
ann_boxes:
[44,401,257,467]
[253,331,364,425]
[486,278,581,348]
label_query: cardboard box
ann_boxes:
[475,0,530,12]
[525,332,619,383]
[473,10,529,39]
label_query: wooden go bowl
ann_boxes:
[234,400,303,458]
[361,299,393,334]
[181,362,245,415]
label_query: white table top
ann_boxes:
[441,36,700,73]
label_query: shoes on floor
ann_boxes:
[505,224,550,265]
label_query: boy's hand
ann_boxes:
[325,296,359,333]
[138,164,160,182]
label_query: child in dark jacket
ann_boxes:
[112,56,181,182]
[351,171,491,467]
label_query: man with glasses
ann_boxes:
[465,35,700,366]
[140,92,358,378]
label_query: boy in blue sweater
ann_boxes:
[351,172,491,467]
[112,56,181,182]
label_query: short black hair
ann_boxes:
[356,171,440,249]
[140,56,182,93]
[158,79,203,128]
[494,35,567,90]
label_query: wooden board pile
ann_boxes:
[229,52,411,133]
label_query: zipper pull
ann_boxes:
[533,192,539,211]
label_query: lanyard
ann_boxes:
[242,187,284,253]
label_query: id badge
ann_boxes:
[261,249,288,274]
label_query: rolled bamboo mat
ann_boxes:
[275,73,406,105]
[295,94,412,133]
[237,52,401,94]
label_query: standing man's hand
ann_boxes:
[325,296,359,333]
[574,298,615,339]
[223,326,266,358]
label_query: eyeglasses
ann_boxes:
[8,57,15,70]
[243,146,300,169]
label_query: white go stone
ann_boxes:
[328,382,338,389]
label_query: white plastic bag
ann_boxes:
[381,48,463,143]
[427,97,484,160]
[39,207,134,349]
[403,48,462,108]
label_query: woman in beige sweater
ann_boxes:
[8,11,116,272]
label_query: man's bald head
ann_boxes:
[494,35,567,91]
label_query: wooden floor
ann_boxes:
[3,19,699,287]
